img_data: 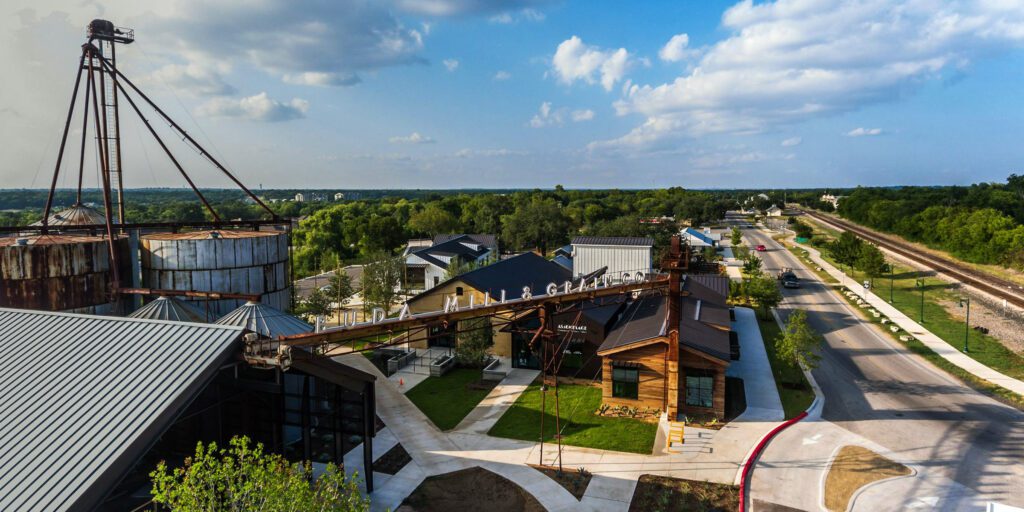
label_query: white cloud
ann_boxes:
[442,58,460,71]
[530,101,565,127]
[395,0,551,16]
[781,136,802,147]
[490,8,546,23]
[146,63,235,96]
[283,72,361,87]
[598,0,1024,150]
[571,109,596,122]
[196,93,309,122]
[494,70,512,81]
[390,132,437,144]
[658,33,696,62]
[552,36,633,91]
[454,148,527,158]
[845,127,882,137]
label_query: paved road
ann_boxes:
[743,226,1024,511]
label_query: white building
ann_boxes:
[681,227,720,248]
[570,236,653,280]
[294,193,305,202]
[404,234,495,292]
[821,194,841,209]
[334,192,345,201]
[766,205,783,217]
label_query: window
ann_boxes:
[612,366,639,399]
[456,286,464,296]
[685,370,715,408]
[433,276,440,287]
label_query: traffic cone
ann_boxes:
[399,378,405,387]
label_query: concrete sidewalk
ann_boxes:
[794,238,1024,397]
[728,307,785,422]
[451,368,540,434]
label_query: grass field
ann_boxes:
[756,314,816,418]
[488,383,658,454]
[405,369,496,431]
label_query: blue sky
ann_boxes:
[1,0,1023,190]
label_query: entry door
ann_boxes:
[512,332,541,369]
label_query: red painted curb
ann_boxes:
[738,411,809,512]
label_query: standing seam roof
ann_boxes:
[0,309,244,511]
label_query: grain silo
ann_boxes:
[0,235,124,313]
[140,230,290,316]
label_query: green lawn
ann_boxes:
[406,369,494,431]
[756,315,815,419]
[488,383,658,454]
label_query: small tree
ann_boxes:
[454,317,494,367]
[362,252,403,316]
[702,245,717,262]
[730,227,743,246]
[297,287,332,323]
[776,309,822,369]
[444,258,477,281]
[747,273,782,320]
[857,243,887,287]
[150,436,370,512]
[742,254,763,276]
[328,269,355,323]
[828,231,863,268]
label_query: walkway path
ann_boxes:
[335,307,784,511]
[793,237,1024,397]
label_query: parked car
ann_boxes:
[755,244,767,252]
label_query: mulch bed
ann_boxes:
[397,467,545,512]
[628,474,738,512]
[373,443,411,475]
[466,379,499,392]
[529,464,592,500]
[824,445,910,512]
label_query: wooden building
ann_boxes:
[596,274,732,419]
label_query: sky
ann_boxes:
[1,0,1023,191]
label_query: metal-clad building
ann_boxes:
[140,230,290,316]
[0,235,125,313]
[0,308,245,511]
[570,236,654,280]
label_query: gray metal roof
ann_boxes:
[31,203,107,227]
[571,236,654,247]
[216,301,313,338]
[128,296,211,323]
[0,308,244,511]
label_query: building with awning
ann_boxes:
[0,307,377,511]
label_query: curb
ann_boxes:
[737,410,808,512]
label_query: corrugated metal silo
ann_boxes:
[140,230,291,316]
[0,234,121,312]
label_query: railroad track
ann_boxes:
[799,209,1024,310]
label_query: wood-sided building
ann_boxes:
[596,274,732,419]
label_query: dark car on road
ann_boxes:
[779,268,800,288]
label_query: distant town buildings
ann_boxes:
[681,227,720,248]
[294,193,305,202]
[821,193,841,209]
[403,234,497,292]
[334,192,345,201]
[765,205,784,217]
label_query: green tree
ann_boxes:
[828,231,863,268]
[746,273,782,320]
[856,243,887,286]
[501,196,571,254]
[361,252,404,315]
[150,436,369,512]
[776,309,822,369]
[454,318,495,367]
[328,269,355,323]
[297,287,332,322]
[444,258,477,281]
[409,204,458,236]
[742,254,763,276]
[730,227,743,246]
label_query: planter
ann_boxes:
[872,312,881,318]
[881,318,889,324]
[889,326,900,333]
[429,354,455,377]
[900,335,915,342]
[482,357,507,381]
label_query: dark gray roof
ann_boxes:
[408,252,571,305]
[686,274,730,301]
[433,233,498,250]
[572,236,654,247]
[411,235,490,269]
[0,308,244,511]
[598,274,732,361]
[216,301,313,338]
[129,296,211,323]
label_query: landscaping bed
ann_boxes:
[488,382,658,454]
[756,313,815,418]
[824,445,910,512]
[528,464,592,500]
[373,443,411,475]
[398,467,545,512]
[628,474,738,512]
[405,368,498,431]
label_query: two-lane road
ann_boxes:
[744,227,1024,511]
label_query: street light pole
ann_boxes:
[959,296,971,353]
[915,278,925,324]
[889,265,894,304]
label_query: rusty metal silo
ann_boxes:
[0,235,124,313]
[140,230,291,316]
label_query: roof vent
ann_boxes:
[15,238,29,246]
[209,231,221,239]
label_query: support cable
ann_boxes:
[42,50,89,231]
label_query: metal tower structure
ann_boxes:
[87,20,133,225]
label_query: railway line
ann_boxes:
[799,208,1024,310]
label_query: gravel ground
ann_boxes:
[939,297,1024,355]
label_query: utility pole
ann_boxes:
[959,296,971,353]
[916,278,925,323]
